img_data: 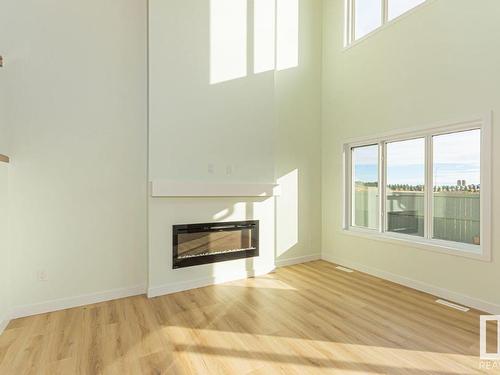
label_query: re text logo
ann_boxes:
[480,315,500,361]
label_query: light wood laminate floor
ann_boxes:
[0,261,495,374]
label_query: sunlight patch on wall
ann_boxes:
[276,0,299,71]
[213,208,231,221]
[276,169,299,256]
[212,203,247,222]
[210,0,299,83]
[254,0,276,74]
[210,0,248,84]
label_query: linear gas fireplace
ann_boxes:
[172,220,259,269]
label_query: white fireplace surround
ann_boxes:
[148,183,278,300]
[151,180,281,197]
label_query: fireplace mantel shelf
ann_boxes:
[151,181,280,197]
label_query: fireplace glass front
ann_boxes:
[172,220,259,268]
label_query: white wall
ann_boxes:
[148,0,276,292]
[322,0,500,308]
[0,82,8,154]
[0,52,11,329]
[275,0,322,264]
[0,0,322,315]
[0,0,148,310]
[0,164,9,329]
[149,0,275,184]
[148,0,323,292]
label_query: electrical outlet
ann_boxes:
[226,165,233,175]
[208,164,215,174]
[37,270,48,282]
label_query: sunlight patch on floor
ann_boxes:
[228,277,297,290]
[164,328,480,373]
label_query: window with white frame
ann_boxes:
[346,0,426,44]
[343,117,491,260]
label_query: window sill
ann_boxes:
[340,228,491,262]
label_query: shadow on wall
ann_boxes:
[206,168,300,268]
[210,0,299,84]
[276,169,299,257]
[211,200,257,277]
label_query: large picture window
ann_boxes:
[343,117,491,260]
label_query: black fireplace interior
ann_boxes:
[173,220,259,269]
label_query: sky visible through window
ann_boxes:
[433,129,480,186]
[354,130,481,187]
[388,0,425,21]
[353,145,378,183]
[386,138,424,186]
[354,0,382,40]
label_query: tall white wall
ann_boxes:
[322,0,500,308]
[0,78,8,154]
[0,0,322,315]
[148,0,323,292]
[0,163,9,329]
[148,0,276,292]
[275,0,322,264]
[149,0,275,184]
[0,0,148,310]
[0,50,11,329]
[0,100,9,328]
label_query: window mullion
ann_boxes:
[351,146,358,228]
[425,135,433,240]
[382,0,388,24]
[345,145,353,229]
[350,0,356,43]
[379,142,386,233]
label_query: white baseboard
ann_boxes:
[8,265,276,320]
[322,254,500,315]
[10,284,147,319]
[275,253,321,268]
[148,266,275,298]
[0,315,10,335]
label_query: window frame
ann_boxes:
[344,0,429,48]
[342,114,492,262]
[350,143,380,231]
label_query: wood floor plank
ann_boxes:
[0,260,494,374]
